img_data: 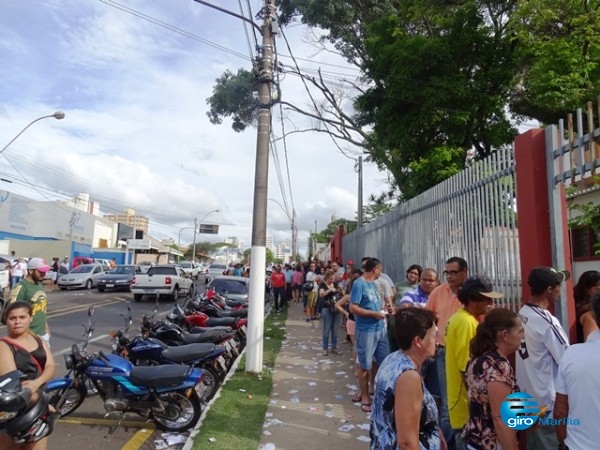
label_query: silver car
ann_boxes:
[207,275,249,302]
[57,263,110,290]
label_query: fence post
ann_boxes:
[514,129,575,341]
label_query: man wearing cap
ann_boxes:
[516,266,570,450]
[445,275,503,450]
[5,257,51,345]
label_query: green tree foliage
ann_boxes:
[207,0,600,201]
[186,242,233,260]
[510,0,600,125]
[243,247,275,264]
[206,69,257,132]
[312,218,357,243]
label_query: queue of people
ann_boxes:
[284,255,594,450]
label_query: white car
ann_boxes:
[179,261,201,279]
[206,263,227,277]
[57,263,110,290]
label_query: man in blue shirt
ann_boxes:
[350,257,390,413]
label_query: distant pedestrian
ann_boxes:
[319,269,342,356]
[305,262,318,322]
[51,257,60,284]
[515,266,570,450]
[292,266,303,302]
[269,265,286,313]
[109,258,116,269]
[11,257,27,286]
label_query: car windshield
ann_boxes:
[147,267,177,275]
[180,262,192,268]
[211,279,247,294]
[71,265,93,274]
[108,266,134,275]
[210,264,226,270]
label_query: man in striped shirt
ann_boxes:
[515,266,570,450]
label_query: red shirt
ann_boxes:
[270,271,286,288]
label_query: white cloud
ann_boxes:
[0,0,386,255]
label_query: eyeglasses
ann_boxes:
[443,269,463,276]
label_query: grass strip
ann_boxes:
[191,307,288,449]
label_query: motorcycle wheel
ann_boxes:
[151,390,202,432]
[47,383,86,418]
[200,365,222,402]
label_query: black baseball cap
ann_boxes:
[460,275,503,299]
[528,267,570,290]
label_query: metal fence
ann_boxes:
[343,145,522,310]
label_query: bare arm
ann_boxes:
[395,370,423,450]
[335,294,350,316]
[0,342,18,375]
[554,393,569,445]
[349,303,386,320]
[489,381,519,450]
[580,311,599,342]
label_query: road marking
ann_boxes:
[122,427,155,450]
[59,416,156,429]
[52,334,109,357]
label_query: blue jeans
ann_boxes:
[436,347,456,449]
[321,307,340,350]
[272,287,285,310]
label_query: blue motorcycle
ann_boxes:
[111,303,228,402]
[46,307,204,432]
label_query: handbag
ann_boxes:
[303,281,314,291]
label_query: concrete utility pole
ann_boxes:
[192,0,276,373]
[357,155,364,227]
[291,209,297,260]
[246,0,277,373]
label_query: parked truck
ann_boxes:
[130,265,193,302]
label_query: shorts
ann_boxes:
[355,327,389,370]
[346,318,356,336]
[307,291,318,308]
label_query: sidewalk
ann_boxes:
[258,301,371,450]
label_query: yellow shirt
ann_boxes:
[426,283,462,346]
[445,308,478,429]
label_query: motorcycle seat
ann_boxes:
[130,365,190,388]
[205,317,238,327]
[162,343,215,362]
[180,331,218,345]
[190,326,232,333]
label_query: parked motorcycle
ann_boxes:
[111,303,228,402]
[46,307,204,432]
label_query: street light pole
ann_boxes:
[177,226,195,263]
[191,209,219,262]
[0,111,65,156]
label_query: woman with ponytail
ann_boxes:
[462,308,523,450]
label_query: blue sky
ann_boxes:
[0,0,384,254]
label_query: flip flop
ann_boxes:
[361,403,372,413]
[351,393,361,403]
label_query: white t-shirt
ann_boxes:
[305,271,318,291]
[555,331,600,449]
[12,261,27,277]
[515,303,569,415]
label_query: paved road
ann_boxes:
[20,286,192,450]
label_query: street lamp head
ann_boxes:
[52,111,66,120]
